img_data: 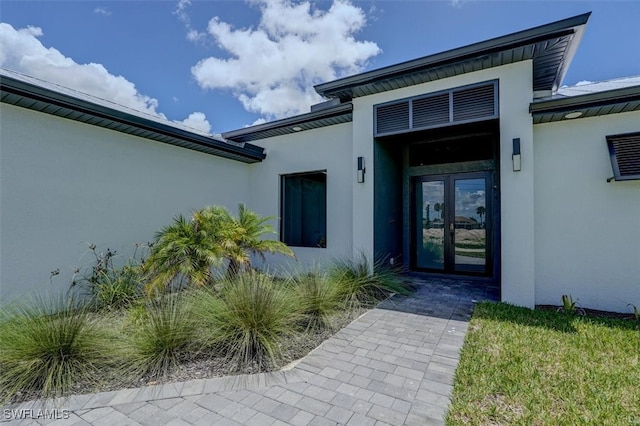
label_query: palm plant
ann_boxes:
[227,203,294,278]
[476,205,486,227]
[143,204,294,294]
[142,214,225,295]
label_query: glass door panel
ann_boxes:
[416,180,445,270]
[453,178,487,273]
[412,172,491,276]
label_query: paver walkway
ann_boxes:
[2,277,498,426]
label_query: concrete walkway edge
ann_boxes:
[2,277,498,426]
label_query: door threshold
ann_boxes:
[404,270,498,285]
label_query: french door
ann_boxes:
[412,172,492,275]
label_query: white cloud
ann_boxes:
[94,7,112,16]
[0,23,212,133]
[190,0,380,120]
[174,0,206,42]
[177,112,211,133]
[450,0,472,8]
[575,80,594,86]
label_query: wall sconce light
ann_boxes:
[357,156,366,183]
[512,138,521,172]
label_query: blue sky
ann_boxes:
[1,1,638,134]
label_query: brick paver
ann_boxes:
[1,277,497,425]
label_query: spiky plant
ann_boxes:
[0,296,111,402]
[191,272,300,371]
[290,271,343,331]
[123,294,197,379]
[329,253,411,307]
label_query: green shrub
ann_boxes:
[0,296,111,402]
[71,243,144,310]
[329,253,410,307]
[290,271,343,331]
[192,272,300,371]
[143,204,294,295]
[423,239,444,261]
[122,294,197,379]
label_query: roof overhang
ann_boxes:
[315,13,591,101]
[0,70,266,163]
[222,102,353,143]
[530,85,640,124]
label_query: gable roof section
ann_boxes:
[223,13,591,143]
[530,83,640,124]
[315,13,591,100]
[0,69,266,163]
[222,102,353,143]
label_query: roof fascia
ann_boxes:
[315,12,591,99]
[222,102,353,140]
[530,85,640,114]
[1,73,266,162]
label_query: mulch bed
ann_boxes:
[4,307,367,405]
[536,305,638,321]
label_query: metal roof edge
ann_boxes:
[530,85,640,114]
[222,102,353,140]
[0,72,266,163]
[315,12,591,98]
[549,16,589,93]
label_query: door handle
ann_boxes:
[450,222,455,236]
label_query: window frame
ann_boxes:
[606,132,640,181]
[280,170,328,248]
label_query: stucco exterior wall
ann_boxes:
[248,122,353,272]
[351,61,536,306]
[533,111,640,312]
[0,103,250,303]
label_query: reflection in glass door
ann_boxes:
[454,178,487,273]
[413,173,490,275]
[415,180,445,270]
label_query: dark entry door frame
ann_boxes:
[410,171,494,277]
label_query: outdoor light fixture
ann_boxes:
[564,111,583,119]
[357,156,366,183]
[291,126,303,132]
[512,138,521,172]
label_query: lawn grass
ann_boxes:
[447,302,640,425]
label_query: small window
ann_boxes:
[281,171,327,248]
[607,132,640,181]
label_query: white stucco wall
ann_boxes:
[534,111,640,312]
[351,61,536,306]
[248,123,354,272]
[0,103,250,303]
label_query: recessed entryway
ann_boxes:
[374,119,500,283]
